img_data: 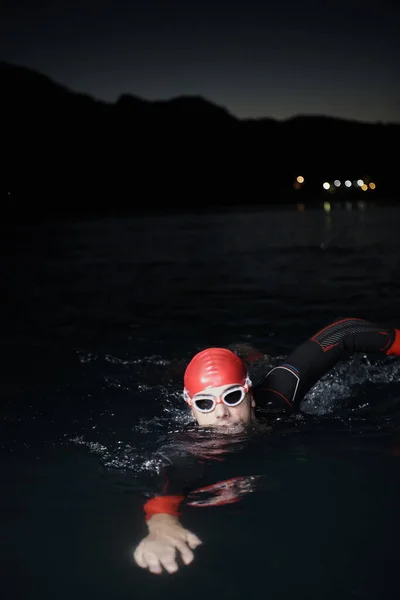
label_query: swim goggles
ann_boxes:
[183,377,252,413]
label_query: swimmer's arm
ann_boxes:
[141,460,189,522]
[133,467,202,574]
[257,318,400,411]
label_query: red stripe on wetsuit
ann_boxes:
[387,329,400,356]
[143,495,185,520]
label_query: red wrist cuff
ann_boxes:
[386,329,400,356]
[143,495,185,521]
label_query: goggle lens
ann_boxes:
[194,398,215,412]
[223,389,243,405]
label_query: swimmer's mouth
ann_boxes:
[214,421,246,431]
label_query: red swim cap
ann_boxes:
[184,348,249,398]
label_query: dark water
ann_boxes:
[1,202,400,599]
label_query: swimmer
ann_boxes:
[133,317,400,575]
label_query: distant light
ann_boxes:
[361,184,368,191]
[345,180,352,187]
[369,182,376,189]
[323,182,330,190]
[324,201,331,212]
[357,179,364,187]
[334,180,341,187]
[296,175,304,184]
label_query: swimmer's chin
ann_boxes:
[211,421,247,433]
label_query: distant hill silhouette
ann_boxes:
[1,60,399,217]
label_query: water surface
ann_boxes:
[1,202,400,599]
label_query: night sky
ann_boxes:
[1,0,399,123]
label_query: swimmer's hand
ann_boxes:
[133,513,202,575]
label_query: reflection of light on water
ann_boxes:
[187,475,264,507]
[69,349,196,475]
[69,352,400,479]
[323,201,331,212]
[69,435,168,474]
[301,356,400,416]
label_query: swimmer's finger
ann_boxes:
[175,540,195,565]
[159,553,179,574]
[133,547,147,569]
[142,551,163,575]
[186,532,202,549]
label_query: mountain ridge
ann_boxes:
[2,59,396,126]
[1,59,398,216]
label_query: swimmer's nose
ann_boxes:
[215,403,230,418]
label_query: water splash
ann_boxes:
[301,355,400,415]
[69,352,400,477]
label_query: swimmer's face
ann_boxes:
[189,383,256,430]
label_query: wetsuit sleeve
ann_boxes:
[142,458,203,521]
[256,317,400,412]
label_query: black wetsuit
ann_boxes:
[254,317,398,412]
[142,317,400,521]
